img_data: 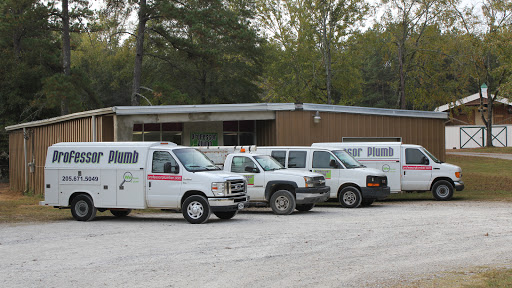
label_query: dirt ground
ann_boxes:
[1,199,511,288]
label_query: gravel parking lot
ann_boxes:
[1,200,511,287]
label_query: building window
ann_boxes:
[223,120,255,146]
[133,123,183,144]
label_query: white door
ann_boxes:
[146,150,182,208]
[230,155,265,200]
[311,150,341,199]
[401,147,432,191]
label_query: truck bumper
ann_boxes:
[295,186,330,204]
[361,186,391,200]
[454,181,465,191]
[208,195,250,212]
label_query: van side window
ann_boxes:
[271,151,286,166]
[231,156,256,173]
[405,148,427,165]
[288,151,306,168]
[313,151,339,168]
[152,151,177,173]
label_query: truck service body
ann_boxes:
[256,147,390,208]
[312,142,464,200]
[198,147,330,214]
[41,142,249,224]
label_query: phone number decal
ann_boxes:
[61,176,99,182]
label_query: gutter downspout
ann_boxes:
[23,127,28,193]
[92,115,97,142]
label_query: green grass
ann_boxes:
[448,146,512,154]
[395,267,512,287]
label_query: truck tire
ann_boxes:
[295,203,315,212]
[111,209,132,217]
[432,180,454,201]
[214,211,238,220]
[338,186,362,208]
[71,194,97,221]
[182,195,211,224]
[270,190,296,215]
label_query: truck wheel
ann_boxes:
[338,186,362,208]
[111,209,132,217]
[71,194,97,221]
[270,190,296,215]
[360,199,375,207]
[182,195,211,224]
[295,204,315,212]
[432,180,454,201]
[214,211,238,220]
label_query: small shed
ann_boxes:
[435,84,512,148]
[6,103,448,194]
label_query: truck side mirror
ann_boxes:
[244,166,259,173]
[164,162,179,174]
[422,156,429,165]
[329,159,338,168]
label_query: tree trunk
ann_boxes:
[398,43,406,109]
[485,97,494,147]
[131,0,148,106]
[61,0,70,115]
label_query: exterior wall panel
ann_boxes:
[275,111,446,161]
[8,116,113,194]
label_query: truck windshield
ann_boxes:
[331,150,365,169]
[421,148,442,164]
[254,155,284,171]
[173,148,221,172]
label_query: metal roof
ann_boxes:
[5,103,447,131]
[302,103,448,119]
[5,107,114,131]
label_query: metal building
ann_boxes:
[6,103,448,194]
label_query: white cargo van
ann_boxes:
[256,147,390,208]
[41,142,249,224]
[198,146,330,214]
[312,142,464,200]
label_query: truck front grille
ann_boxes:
[228,180,246,194]
[311,176,326,187]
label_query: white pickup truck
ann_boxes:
[199,147,330,215]
[41,142,249,224]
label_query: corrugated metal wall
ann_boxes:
[274,111,446,161]
[9,116,109,194]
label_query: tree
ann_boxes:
[450,0,512,147]
[380,0,449,109]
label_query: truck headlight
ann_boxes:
[304,176,314,187]
[455,171,462,178]
[211,182,227,196]
[366,176,381,187]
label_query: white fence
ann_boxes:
[445,125,511,149]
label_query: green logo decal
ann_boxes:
[313,170,331,179]
[244,175,254,185]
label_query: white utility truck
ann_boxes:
[198,147,330,215]
[41,142,249,224]
[255,147,390,208]
[312,142,464,200]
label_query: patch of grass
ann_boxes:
[448,147,512,154]
[393,267,512,288]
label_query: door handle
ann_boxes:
[149,182,151,188]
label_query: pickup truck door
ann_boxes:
[229,156,265,201]
[401,147,432,191]
[146,150,182,208]
[311,150,341,199]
